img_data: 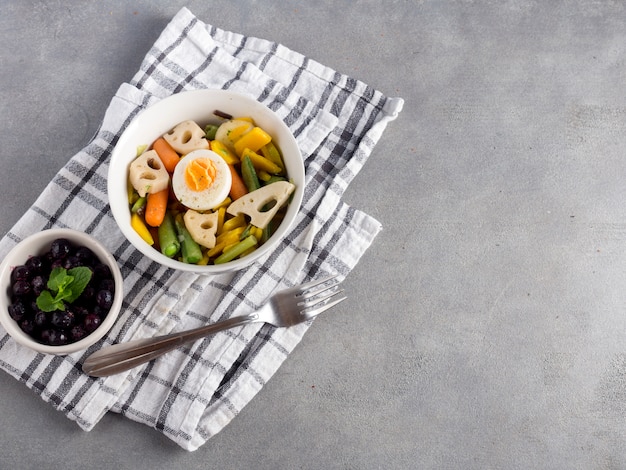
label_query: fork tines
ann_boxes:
[297,275,346,317]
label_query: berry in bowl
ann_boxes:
[0,229,123,355]
[108,89,305,274]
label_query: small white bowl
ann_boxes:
[0,229,123,355]
[108,89,305,274]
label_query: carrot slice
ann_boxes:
[145,188,169,227]
[228,164,248,200]
[152,137,180,173]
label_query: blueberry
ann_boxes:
[34,310,49,328]
[31,275,46,296]
[8,300,27,322]
[75,246,96,266]
[96,290,113,310]
[63,255,82,270]
[10,265,31,283]
[43,329,69,346]
[50,238,73,259]
[51,310,75,329]
[83,313,101,333]
[19,319,35,335]
[25,255,45,274]
[12,280,31,297]
[70,325,87,342]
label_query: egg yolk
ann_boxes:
[184,158,217,191]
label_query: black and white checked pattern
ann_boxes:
[0,7,403,450]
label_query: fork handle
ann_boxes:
[82,312,259,377]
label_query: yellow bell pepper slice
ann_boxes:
[260,142,285,172]
[210,140,239,165]
[234,127,272,156]
[216,206,227,234]
[241,148,282,175]
[221,213,246,233]
[131,213,154,245]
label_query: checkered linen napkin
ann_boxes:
[0,7,403,450]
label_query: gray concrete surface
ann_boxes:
[2,0,626,468]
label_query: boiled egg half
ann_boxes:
[172,149,232,211]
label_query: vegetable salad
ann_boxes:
[127,112,295,265]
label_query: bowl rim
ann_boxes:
[0,228,123,355]
[108,89,305,274]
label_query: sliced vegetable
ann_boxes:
[241,155,261,192]
[152,137,181,173]
[260,142,285,172]
[129,150,170,197]
[175,217,203,264]
[241,148,282,174]
[163,120,210,154]
[216,206,227,234]
[204,124,219,140]
[210,140,239,165]
[234,127,272,156]
[215,119,254,151]
[184,210,219,249]
[131,196,146,214]
[215,235,258,264]
[158,211,180,258]
[144,188,169,227]
[221,213,246,233]
[228,164,249,200]
[131,213,154,245]
[226,181,295,229]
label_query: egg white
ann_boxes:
[172,149,232,211]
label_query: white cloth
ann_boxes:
[0,7,403,451]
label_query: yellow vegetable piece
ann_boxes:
[241,148,282,174]
[131,213,154,245]
[206,241,227,258]
[210,140,239,165]
[234,127,272,156]
[136,144,148,157]
[217,206,227,234]
[257,170,272,182]
[217,226,246,246]
[228,124,253,145]
[260,142,285,172]
[221,213,246,233]
[222,241,239,253]
[234,116,255,123]
[252,226,264,240]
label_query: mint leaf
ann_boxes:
[65,267,92,303]
[47,267,73,293]
[36,290,65,312]
[36,266,93,312]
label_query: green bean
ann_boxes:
[158,212,180,258]
[215,235,258,264]
[175,218,203,264]
[239,223,253,241]
[131,196,147,215]
[204,124,219,140]
[241,155,261,192]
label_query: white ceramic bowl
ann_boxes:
[108,89,304,274]
[0,229,123,355]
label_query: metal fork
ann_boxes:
[82,275,346,377]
